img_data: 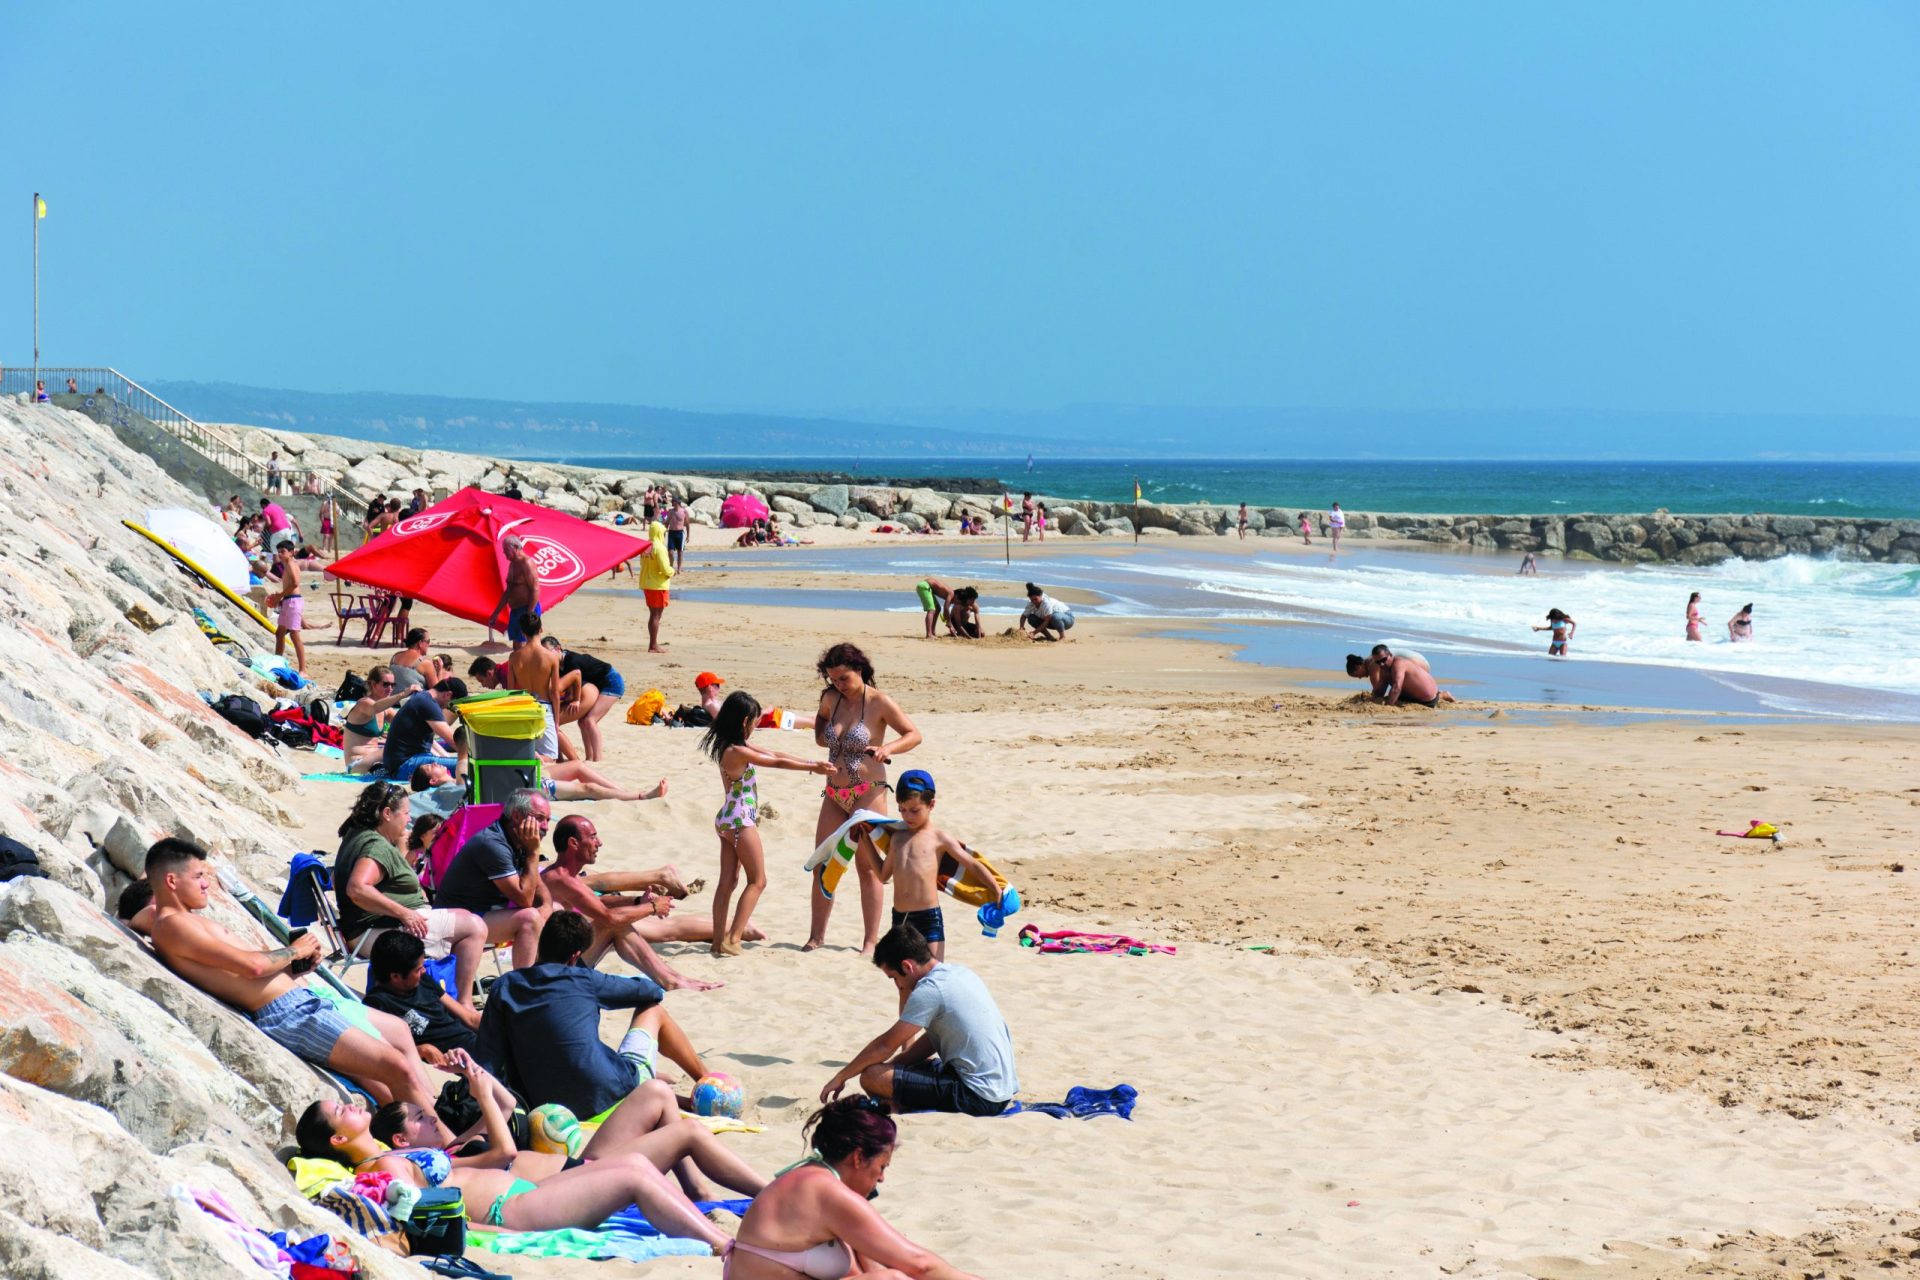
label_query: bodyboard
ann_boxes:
[123,519,275,632]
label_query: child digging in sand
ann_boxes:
[877,769,998,963]
[703,691,834,956]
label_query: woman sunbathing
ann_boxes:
[373,1075,766,1205]
[295,1051,732,1250]
[724,1097,982,1279]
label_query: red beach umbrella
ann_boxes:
[720,492,770,528]
[326,488,647,627]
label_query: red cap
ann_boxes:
[695,672,724,689]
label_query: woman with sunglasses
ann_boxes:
[342,664,411,773]
[722,1097,984,1280]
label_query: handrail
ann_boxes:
[2,363,362,518]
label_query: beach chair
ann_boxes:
[362,591,405,648]
[275,853,375,985]
[327,590,376,647]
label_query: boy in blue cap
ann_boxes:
[877,769,997,962]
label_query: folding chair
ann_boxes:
[277,853,372,985]
[361,592,403,648]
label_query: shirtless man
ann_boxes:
[663,496,690,573]
[1377,653,1454,708]
[489,534,541,646]
[267,542,307,674]
[144,837,437,1110]
[507,607,569,761]
[543,816,728,993]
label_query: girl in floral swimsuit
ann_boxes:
[806,643,923,954]
[704,690,834,957]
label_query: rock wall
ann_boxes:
[207,422,1916,565]
[0,398,414,1278]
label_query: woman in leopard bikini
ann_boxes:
[806,643,922,954]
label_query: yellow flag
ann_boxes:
[34,195,46,219]
[1134,479,1142,503]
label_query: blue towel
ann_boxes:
[1002,1083,1137,1120]
[602,1198,753,1238]
[277,852,332,927]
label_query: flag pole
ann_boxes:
[32,192,41,390]
[1003,495,1010,567]
[1133,476,1140,545]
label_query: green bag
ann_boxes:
[405,1188,468,1257]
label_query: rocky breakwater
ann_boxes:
[212,423,1914,564]
[0,399,416,1279]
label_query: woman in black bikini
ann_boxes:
[805,643,922,955]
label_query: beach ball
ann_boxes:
[528,1102,586,1158]
[692,1072,746,1119]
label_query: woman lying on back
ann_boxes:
[723,1097,983,1279]
[296,1050,732,1251]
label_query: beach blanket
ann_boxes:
[1003,1084,1139,1120]
[1016,924,1176,956]
[470,1198,752,1262]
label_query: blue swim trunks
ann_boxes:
[506,602,543,644]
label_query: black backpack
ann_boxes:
[211,694,270,738]
[0,837,46,883]
[335,672,368,702]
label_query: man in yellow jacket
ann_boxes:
[640,519,674,653]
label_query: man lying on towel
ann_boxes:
[145,837,439,1111]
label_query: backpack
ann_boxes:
[212,693,271,738]
[336,672,369,702]
[0,837,47,883]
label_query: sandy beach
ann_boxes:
[275,541,1920,1278]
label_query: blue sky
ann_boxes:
[6,3,1917,422]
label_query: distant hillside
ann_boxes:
[145,381,1059,460]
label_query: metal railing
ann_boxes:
[2,363,361,516]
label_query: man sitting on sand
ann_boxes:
[363,930,480,1065]
[819,923,1018,1117]
[144,837,439,1111]
[475,910,712,1120]
[432,787,554,969]
[382,677,464,778]
[542,815,724,993]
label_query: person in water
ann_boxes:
[1685,592,1705,642]
[1728,603,1754,642]
[722,1097,985,1280]
[1534,608,1575,656]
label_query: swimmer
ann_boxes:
[1517,552,1538,575]
[1686,592,1704,642]
[1533,608,1575,656]
[1728,603,1754,642]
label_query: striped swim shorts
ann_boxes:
[251,986,375,1064]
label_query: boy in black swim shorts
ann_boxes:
[876,770,998,963]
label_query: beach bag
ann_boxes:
[212,693,271,738]
[673,704,712,727]
[0,836,47,883]
[403,1189,467,1257]
[335,672,369,702]
[626,688,666,725]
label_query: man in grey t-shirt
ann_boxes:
[819,923,1018,1116]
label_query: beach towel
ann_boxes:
[470,1199,751,1262]
[1003,1084,1139,1120]
[174,1185,292,1275]
[278,852,333,927]
[1016,924,1176,956]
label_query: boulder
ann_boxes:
[900,488,952,520]
[689,496,723,526]
[419,449,491,489]
[771,495,815,519]
[1096,516,1135,535]
[810,484,851,516]
[342,454,406,494]
[894,512,928,532]
[542,490,591,517]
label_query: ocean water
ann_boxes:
[557,456,1920,519]
[695,542,1920,719]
